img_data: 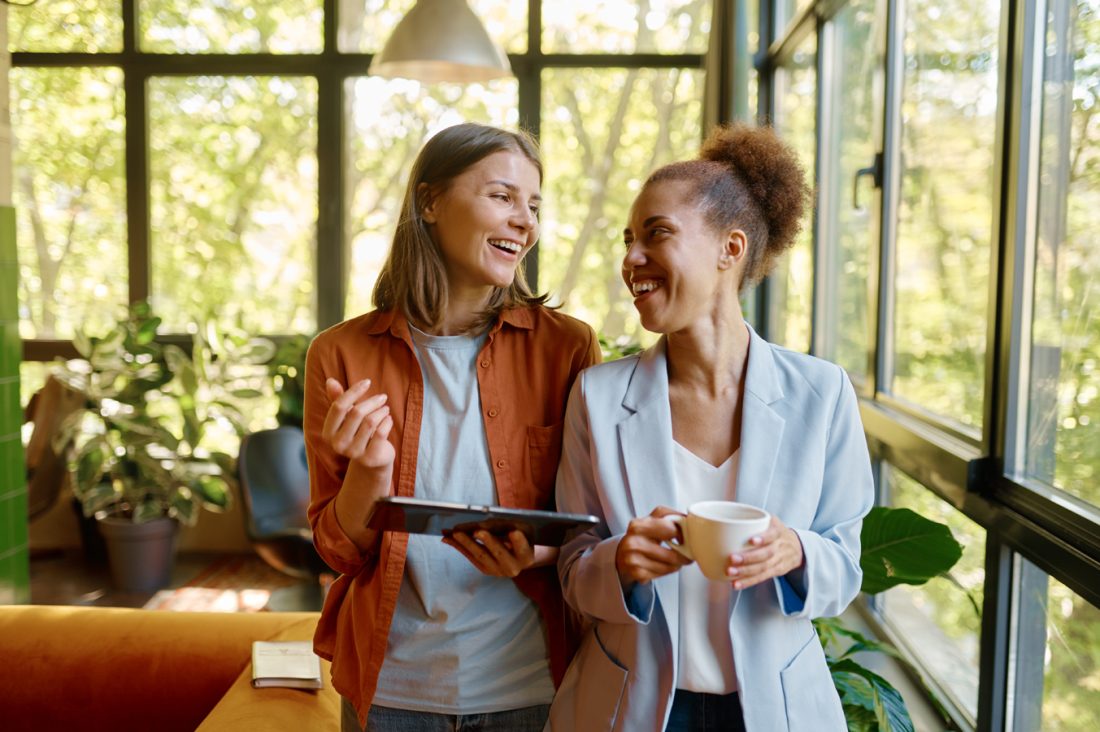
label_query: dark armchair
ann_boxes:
[237,425,332,609]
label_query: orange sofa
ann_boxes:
[0,605,339,732]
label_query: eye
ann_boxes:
[491,192,510,202]
[529,204,541,218]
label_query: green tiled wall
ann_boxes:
[0,205,29,604]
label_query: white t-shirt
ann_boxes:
[373,325,554,713]
[674,441,740,694]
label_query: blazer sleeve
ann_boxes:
[774,366,874,618]
[556,373,655,625]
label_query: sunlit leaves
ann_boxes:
[148,76,318,336]
[543,0,711,54]
[12,67,127,340]
[8,0,123,53]
[140,0,323,54]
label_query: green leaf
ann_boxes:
[171,490,199,526]
[132,499,166,523]
[75,481,118,517]
[194,475,231,510]
[831,659,914,732]
[73,328,94,359]
[230,388,264,399]
[860,507,963,594]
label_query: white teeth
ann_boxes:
[489,239,522,253]
[633,280,661,296]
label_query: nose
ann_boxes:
[622,240,645,269]
[510,205,536,232]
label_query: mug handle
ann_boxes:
[667,514,693,560]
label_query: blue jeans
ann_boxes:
[341,698,549,732]
[664,689,746,732]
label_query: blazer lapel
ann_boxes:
[618,339,680,642]
[735,326,786,515]
[619,339,677,519]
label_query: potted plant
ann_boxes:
[53,301,274,592]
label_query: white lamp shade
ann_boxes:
[368,0,513,83]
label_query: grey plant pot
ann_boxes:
[97,515,180,593]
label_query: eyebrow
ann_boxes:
[624,215,672,236]
[488,180,542,202]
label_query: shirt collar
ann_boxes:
[364,306,534,338]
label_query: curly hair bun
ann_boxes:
[699,123,811,256]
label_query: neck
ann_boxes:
[423,285,494,336]
[666,303,750,397]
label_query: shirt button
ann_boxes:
[488,408,499,418]
[480,359,490,368]
[496,459,506,469]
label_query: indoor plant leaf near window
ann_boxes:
[817,506,967,732]
[52,301,275,592]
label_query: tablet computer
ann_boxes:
[364,496,599,547]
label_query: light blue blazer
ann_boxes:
[548,327,874,732]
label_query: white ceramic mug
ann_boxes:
[669,501,771,581]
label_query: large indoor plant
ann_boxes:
[817,506,966,732]
[53,301,274,591]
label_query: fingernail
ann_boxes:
[731,554,743,563]
[727,568,739,576]
[751,536,762,545]
[733,581,743,590]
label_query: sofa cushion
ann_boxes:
[0,605,320,732]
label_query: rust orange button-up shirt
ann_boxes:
[304,306,600,725]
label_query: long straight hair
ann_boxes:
[371,123,549,330]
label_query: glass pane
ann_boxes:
[770,36,815,353]
[746,0,760,122]
[341,0,526,55]
[883,465,985,720]
[343,78,518,319]
[820,0,881,379]
[12,68,127,341]
[1025,0,1100,505]
[141,0,323,54]
[540,67,705,344]
[148,77,318,335]
[8,0,122,53]
[775,0,810,35]
[543,0,711,54]
[891,0,1000,430]
[1013,559,1100,730]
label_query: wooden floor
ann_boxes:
[28,548,320,611]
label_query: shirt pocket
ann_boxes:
[526,422,564,503]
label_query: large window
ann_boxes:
[12,0,712,406]
[890,0,1000,433]
[760,1,1100,730]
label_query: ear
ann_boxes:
[718,229,748,271]
[418,183,438,224]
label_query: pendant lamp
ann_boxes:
[368,0,512,83]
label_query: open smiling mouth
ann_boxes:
[631,280,663,297]
[489,239,522,254]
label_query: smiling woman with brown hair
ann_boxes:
[302,123,600,732]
